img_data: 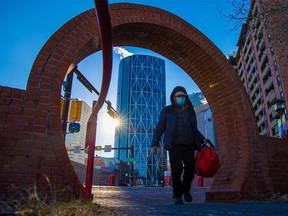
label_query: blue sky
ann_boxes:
[0,0,240,156]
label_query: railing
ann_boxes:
[261,65,269,78]
[252,93,262,108]
[264,76,273,90]
[266,90,276,104]
[255,104,264,116]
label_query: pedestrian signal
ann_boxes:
[68,122,80,133]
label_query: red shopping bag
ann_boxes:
[195,139,220,178]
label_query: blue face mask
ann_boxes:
[175,98,185,106]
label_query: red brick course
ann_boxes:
[1,3,288,202]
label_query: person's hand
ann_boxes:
[152,146,157,154]
[202,139,207,145]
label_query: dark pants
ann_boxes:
[169,145,195,198]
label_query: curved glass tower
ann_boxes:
[114,54,167,186]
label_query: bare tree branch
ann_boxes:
[218,0,250,32]
[220,0,288,48]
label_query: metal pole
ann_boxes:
[130,146,134,187]
[61,72,73,140]
[156,152,158,187]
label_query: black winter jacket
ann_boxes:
[151,86,205,151]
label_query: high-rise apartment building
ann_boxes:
[231,0,288,137]
[65,99,92,164]
[188,92,217,149]
[114,55,167,186]
[194,103,217,150]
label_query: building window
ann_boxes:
[277,76,281,86]
[274,60,278,71]
[270,46,274,56]
[280,91,284,100]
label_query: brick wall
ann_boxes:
[0,86,83,200]
[1,3,288,202]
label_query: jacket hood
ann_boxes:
[170,86,194,108]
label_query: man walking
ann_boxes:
[151,86,207,204]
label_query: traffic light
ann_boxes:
[69,100,82,121]
[107,109,118,119]
[107,100,118,119]
[95,146,102,151]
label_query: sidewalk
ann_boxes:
[92,186,288,216]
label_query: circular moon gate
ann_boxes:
[2,3,288,202]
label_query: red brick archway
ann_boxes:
[1,3,288,202]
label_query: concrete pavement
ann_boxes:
[92,186,288,215]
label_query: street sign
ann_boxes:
[95,146,102,151]
[74,146,81,153]
[124,157,137,162]
[104,145,112,152]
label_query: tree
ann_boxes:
[218,0,250,32]
[219,0,288,48]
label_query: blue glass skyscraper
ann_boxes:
[114,54,167,186]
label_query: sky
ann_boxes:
[0,0,240,157]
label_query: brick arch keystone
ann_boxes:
[1,3,288,202]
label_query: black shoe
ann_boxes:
[174,197,183,204]
[183,191,192,202]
